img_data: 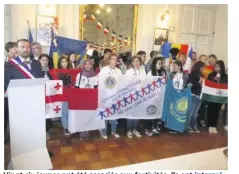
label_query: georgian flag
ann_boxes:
[96,21,102,29]
[111,31,116,40]
[91,14,96,21]
[45,80,66,119]
[104,27,109,35]
[66,88,105,133]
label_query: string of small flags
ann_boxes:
[84,13,130,45]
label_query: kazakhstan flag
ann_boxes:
[49,35,87,69]
[162,79,191,133]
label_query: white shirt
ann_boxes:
[75,73,97,88]
[141,64,146,71]
[172,72,184,90]
[19,56,31,70]
[100,65,122,75]
[126,68,146,76]
[34,56,39,61]
[183,58,192,73]
[147,71,153,76]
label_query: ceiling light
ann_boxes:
[96,9,100,14]
[106,7,111,13]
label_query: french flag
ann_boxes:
[65,88,105,133]
[187,46,193,59]
[104,27,109,35]
[96,21,102,29]
[111,31,116,40]
[83,13,87,22]
[91,14,96,21]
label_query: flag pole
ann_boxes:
[27,19,30,28]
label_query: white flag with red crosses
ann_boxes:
[45,80,64,119]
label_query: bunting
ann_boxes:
[104,27,109,35]
[96,21,102,29]
[111,31,116,40]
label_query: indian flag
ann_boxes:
[200,80,228,104]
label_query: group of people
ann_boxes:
[4,39,228,144]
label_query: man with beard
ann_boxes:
[4,39,53,157]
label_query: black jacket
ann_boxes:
[207,72,228,84]
[4,58,44,91]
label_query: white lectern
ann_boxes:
[7,78,52,170]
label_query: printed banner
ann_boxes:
[98,75,166,120]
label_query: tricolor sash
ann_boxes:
[9,57,35,79]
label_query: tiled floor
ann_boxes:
[4,119,227,170]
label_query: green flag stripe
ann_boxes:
[201,94,228,104]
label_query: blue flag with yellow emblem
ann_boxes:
[49,34,87,69]
[162,79,191,133]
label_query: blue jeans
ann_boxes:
[101,120,117,135]
[61,102,68,129]
[127,119,138,131]
[189,95,202,128]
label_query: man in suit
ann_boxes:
[4,39,53,157]
[5,39,44,90]
[31,41,54,69]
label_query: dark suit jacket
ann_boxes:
[4,58,44,91]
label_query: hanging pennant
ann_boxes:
[91,14,96,21]
[96,21,102,29]
[104,27,109,35]
[111,31,116,40]
[124,37,128,46]
[118,34,122,44]
[83,13,87,22]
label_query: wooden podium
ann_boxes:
[7,79,52,170]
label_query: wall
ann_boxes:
[5,4,228,66]
[5,4,79,54]
[136,4,180,61]
[136,4,227,65]
[212,4,228,68]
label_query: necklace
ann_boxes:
[133,68,140,76]
[175,73,182,89]
[85,78,91,88]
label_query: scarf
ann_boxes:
[81,59,95,78]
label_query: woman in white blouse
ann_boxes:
[169,60,189,90]
[147,57,167,135]
[99,53,122,139]
[125,56,146,138]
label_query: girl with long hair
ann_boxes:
[125,56,145,138]
[207,60,228,134]
[188,61,205,133]
[58,56,71,136]
[147,57,167,134]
